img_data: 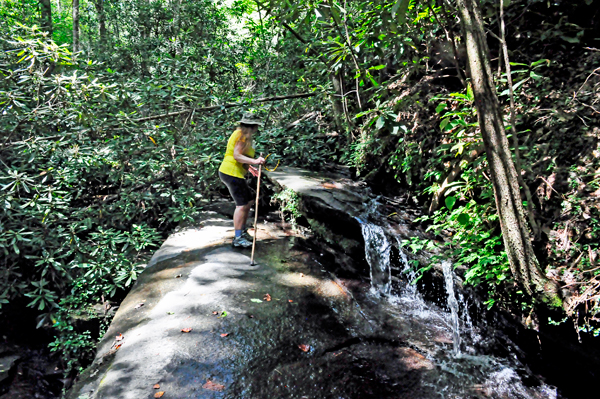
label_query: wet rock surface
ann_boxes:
[264,166,429,277]
[64,167,600,399]
[65,200,561,399]
[65,210,445,399]
[0,343,62,399]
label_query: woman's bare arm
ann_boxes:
[233,140,265,165]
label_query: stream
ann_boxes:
[350,216,557,399]
[33,166,595,399]
[64,203,564,399]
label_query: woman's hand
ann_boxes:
[248,166,259,177]
[254,157,265,165]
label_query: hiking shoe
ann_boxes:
[232,236,252,248]
[242,229,254,242]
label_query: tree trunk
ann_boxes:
[329,72,348,133]
[95,0,107,46]
[39,0,53,36]
[72,0,80,52]
[454,0,562,306]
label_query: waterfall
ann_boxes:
[358,221,392,296]
[394,237,426,311]
[443,261,461,356]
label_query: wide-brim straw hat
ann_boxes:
[238,112,263,126]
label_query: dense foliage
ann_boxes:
[0,0,338,375]
[1,0,599,382]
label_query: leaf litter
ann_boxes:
[202,379,225,392]
[298,344,310,352]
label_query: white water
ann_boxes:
[359,222,392,296]
[395,236,426,312]
[443,260,462,356]
[356,218,558,398]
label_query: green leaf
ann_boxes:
[457,213,470,226]
[391,0,410,24]
[466,84,474,102]
[530,59,549,68]
[529,71,543,80]
[560,36,579,44]
[445,196,457,211]
[376,116,385,130]
[439,118,450,131]
[436,103,447,114]
[250,298,263,303]
[368,74,380,87]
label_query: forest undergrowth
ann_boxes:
[1,0,600,384]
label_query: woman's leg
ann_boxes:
[233,202,252,231]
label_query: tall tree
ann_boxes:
[39,0,53,35]
[73,0,80,52]
[454,0,562,305]
[95,0,107,46]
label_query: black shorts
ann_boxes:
[219,171,252,206]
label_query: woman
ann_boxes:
[219,113,265,248]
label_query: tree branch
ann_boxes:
[132,92,318,123]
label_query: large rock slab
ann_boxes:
[265,166,430,277]
[265,166,371,274]
[66,210,441,399]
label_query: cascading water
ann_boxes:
[394,236,426,311]
[358,221,392,296]
[442,260,462,356]
[355,215,558,398]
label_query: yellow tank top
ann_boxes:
[219,129,255,178]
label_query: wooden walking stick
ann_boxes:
[250,158,263,266]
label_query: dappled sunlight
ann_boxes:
[277,272,347,299]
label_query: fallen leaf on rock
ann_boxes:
[220,333,229,337]
[181,328,193,333]
[263,293,271,301]
[250,298,262,303]
[219,311,227,318]
[134,303,144,309]
[154,392,165,398]
[202,380,224,392]
[212,311,219,315]
[167,311,174,315]
[114,344,122,350]
[153,384,160,389]
[298,344,310,352]
[115,334,123,341]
